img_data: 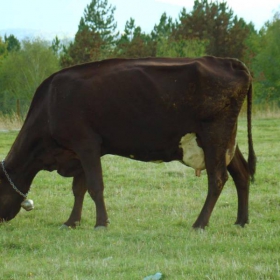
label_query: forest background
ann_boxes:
[0,0,279,117]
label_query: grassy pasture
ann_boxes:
[0,117,280,279]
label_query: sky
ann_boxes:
[1,0,279,40]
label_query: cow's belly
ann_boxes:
[179,133,236,173]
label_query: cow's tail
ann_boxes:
[247,83,256,182]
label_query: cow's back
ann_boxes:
[44,57,251,160]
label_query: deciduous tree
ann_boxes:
[0,38,59,115]
[0,37,8,64]
[252,12,280,104]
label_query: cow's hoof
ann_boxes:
[234,223,247,228]
[235,220,248,227]
[192,227,205,233]
[59,224,72,230]
[94,225,107,231]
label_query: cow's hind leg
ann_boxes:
[63,173,87,228]
[227,145,250,226]
[192,146,229,229]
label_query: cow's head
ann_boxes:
[0,159,35,223]
[0,178,23,222]
[0,161,27,222]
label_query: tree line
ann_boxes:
[0,0,279,116]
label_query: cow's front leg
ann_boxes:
[73,134,109,229]
[63,173,87,228]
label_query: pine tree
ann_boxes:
[173,0,252,60]
[83,0,118,44]
[115,18,156,58]
[151,12,174,41]
[60,0,118,67]
[4,34,20,52]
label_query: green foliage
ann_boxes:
[156,37,206,57]
[4,34,21,52]
[60,24,104,67]
[50,36,62,56]
[252,12,280,104]
[0,38,59,115]
[1,118,280,279]
[115,18,156,58]
[242,23,261,68]
[0,0,279,110]
[151,11,206,58]
[151,12,174,41]
[61,0,118,67]
[0,37,8,64]
[83,0,118,43]
[173,0,252,60]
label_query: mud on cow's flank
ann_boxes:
[0,56,256,229]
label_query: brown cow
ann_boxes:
[0,56,256,229]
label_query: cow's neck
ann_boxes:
[4,123,48,196]
[4,157,42,198]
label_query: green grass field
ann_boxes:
[0,117,280,280]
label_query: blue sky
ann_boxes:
[1,0,279,39]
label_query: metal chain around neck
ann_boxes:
[1,159,28,199]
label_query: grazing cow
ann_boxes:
[0,56,256,229]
